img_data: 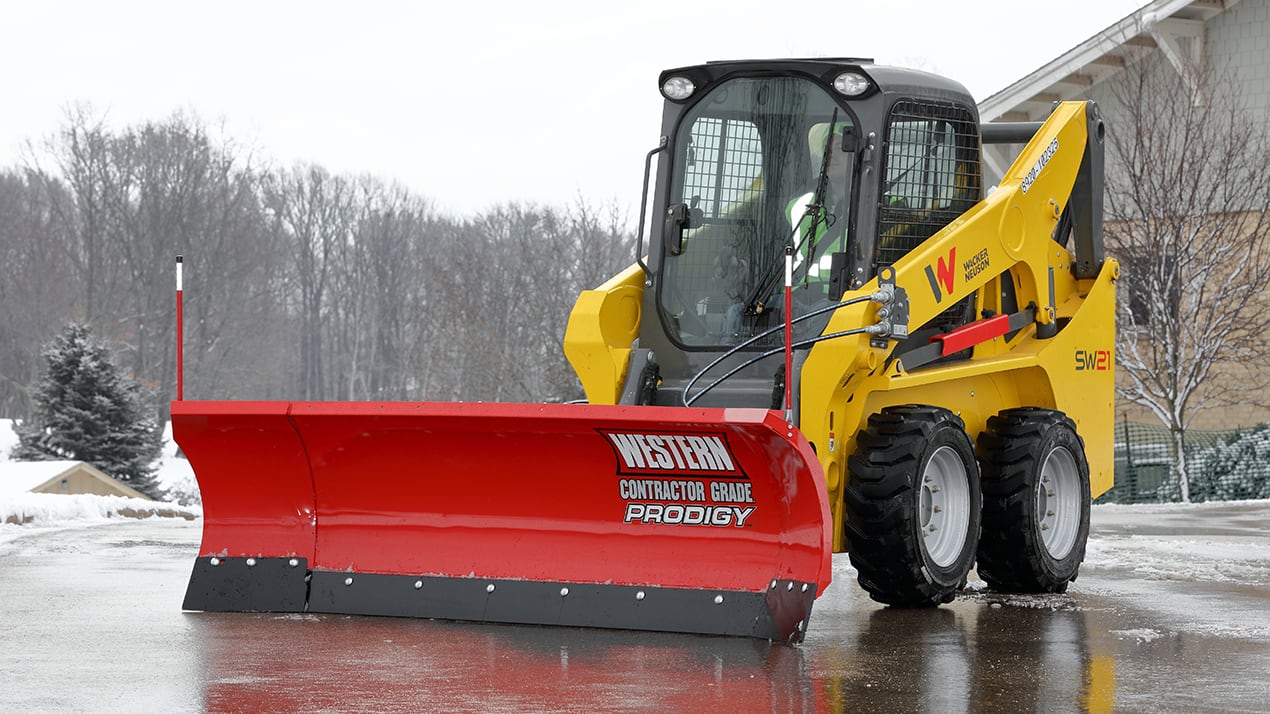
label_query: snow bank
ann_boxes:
[0,491,201,552]
[1084,534,1270,584]
[1,491,199,525]
[0,419,201,546]
[1085,498,1270,586]
[1092,498,1270,513]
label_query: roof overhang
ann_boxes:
[980,0,1238,122]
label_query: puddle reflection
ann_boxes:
[189,597,1116,712]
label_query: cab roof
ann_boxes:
[659,58,977,106]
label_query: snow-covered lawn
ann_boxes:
[0,418,200,534]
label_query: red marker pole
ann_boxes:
[783,246,794,422]
[176,255,184,402]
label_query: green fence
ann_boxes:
[1100,420,1270,504]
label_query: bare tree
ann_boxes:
[0,169,78,417]
[175,138,286,403]
[49,108,131,328]
[1104,57,1270,501]
[37,110,282,415]
[420,201,632,402]
[263,165,357,400]
[2,106,636,417]
[325,178,437,400]
[426,204,548,401]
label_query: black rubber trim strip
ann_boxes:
[183,557,818,643]
[183,556,309,612]
[307,572,817,643]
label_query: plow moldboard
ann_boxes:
[174,401,831,642]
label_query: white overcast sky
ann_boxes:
[1,0,1147,218]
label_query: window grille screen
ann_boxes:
[876,101,980,270]
[681,118,764,219]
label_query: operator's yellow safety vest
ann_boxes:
[786,192,845,281]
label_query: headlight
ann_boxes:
[833,72,870,97]
[662,76,695,101]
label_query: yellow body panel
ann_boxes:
[563,102,1117,554]
[563,262,645,405]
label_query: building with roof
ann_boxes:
[981,1,1258,119]
[979,0,1270,429]
[980,0,1264,172]
[0,460,152,500]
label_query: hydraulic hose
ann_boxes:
[681,291,885,407]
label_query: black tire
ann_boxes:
[976,408,1091,593]
[844,405,982,607]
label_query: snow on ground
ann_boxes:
[1109,628,1166,643]
[1086,499,1270,585]
[1,492,196,524]
[0,491,201,553]
[0,418,200,542]
[155,419,199,504]
[1083,527,1270,584]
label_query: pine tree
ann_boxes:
[14,324,163,498]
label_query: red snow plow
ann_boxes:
[177,401,830,642]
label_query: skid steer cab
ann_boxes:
[177,58,1116,644]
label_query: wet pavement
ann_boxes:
[2,502,1268,713]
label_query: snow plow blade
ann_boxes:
[175,401,832,642]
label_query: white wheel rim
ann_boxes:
[919,445,971,568]
[1037,446,1081,559]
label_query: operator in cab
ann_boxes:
[786,121,854,288]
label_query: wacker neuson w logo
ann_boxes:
[601,430,746,478]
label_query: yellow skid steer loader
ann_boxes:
[177,58,1116,643]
